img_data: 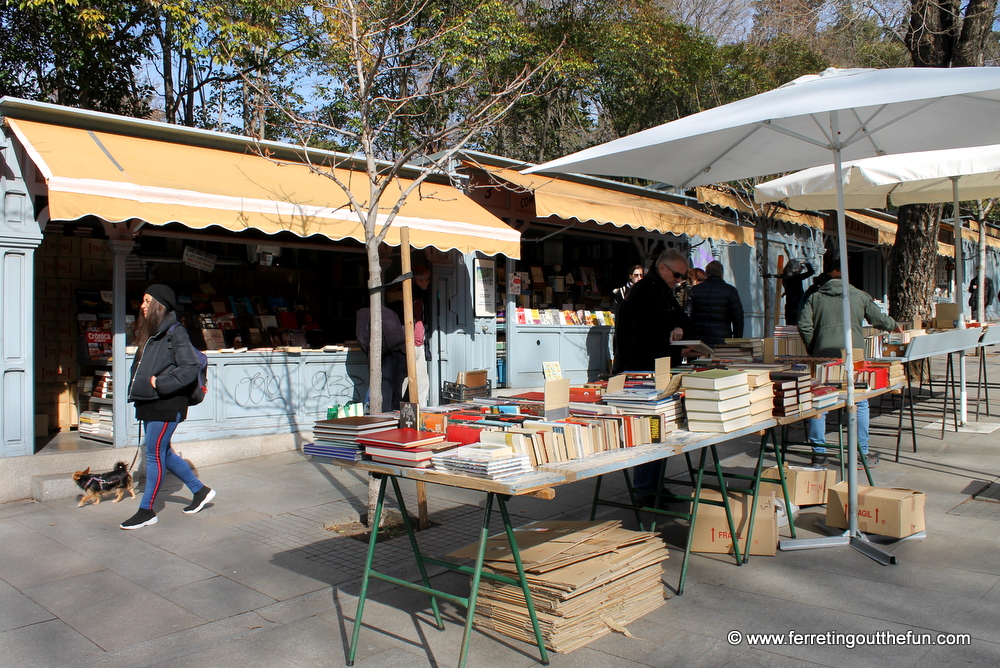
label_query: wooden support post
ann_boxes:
[399,227,429,530]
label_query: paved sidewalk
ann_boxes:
[4,357,1000,667]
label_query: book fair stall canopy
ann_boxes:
[482,166,753,245]
[2,101,521,259]
[527,66,1000,564]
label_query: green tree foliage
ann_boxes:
[0,0,156,116]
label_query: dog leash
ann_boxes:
[127,422,143,473]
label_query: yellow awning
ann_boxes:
[7,118,521,258]
[847,212,957,257]
[697,186,826,230]
[487,167,752,245]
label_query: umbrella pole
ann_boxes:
[781,124,895,565]
[831,141,860,541]
[952,177,968,425]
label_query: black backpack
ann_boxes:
[166,323,209,405]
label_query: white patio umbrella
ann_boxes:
[755,144,1000,425]
[527,67,1000,562]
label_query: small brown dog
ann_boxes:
[73,462,135,507]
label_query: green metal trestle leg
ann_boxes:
[347,475,549,668]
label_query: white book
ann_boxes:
[684,385,749,401]
[684,395,751,413]
[748,383,774,403]
[681,369,748,391]
[686,405,752,422]
[687,415,754,433]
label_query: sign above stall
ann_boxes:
[182,246,217,273]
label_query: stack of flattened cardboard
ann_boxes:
[448,520,669,653]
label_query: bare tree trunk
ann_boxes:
[365,239,385,528]
[162,18,175,124]
[888,203,942,322]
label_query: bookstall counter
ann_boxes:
[123,349,370,445]
[311,417,776,668]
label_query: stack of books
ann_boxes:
[456,520,669,654]
[773,325,808,356]
[304,415,397,462]
[432,443,533,480]
[92,371,113,399]
[717,338,765,360]
[78,411,101,439]
[812,385,839,411]
[682,370,752,432]
[771,370,813,417]
[356,428,451,468]
[731,366,777,422]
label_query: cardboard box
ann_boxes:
[825,481,926,538]
[689,489,778,556]
[935,302,960,329]
[761,466,838,506]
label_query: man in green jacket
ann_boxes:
[798,256,899,468]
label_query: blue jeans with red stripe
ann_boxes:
[139,417,204,510]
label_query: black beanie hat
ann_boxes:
[145,284,176,311]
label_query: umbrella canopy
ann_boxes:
[526,67,1000,188]
[526,66,1000,552]
[755,144,1000,426]
[754,144,1000,209]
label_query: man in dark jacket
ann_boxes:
[613,248,692,372]
[798,261,899,469]
[612,248,692,503]
[689,260,744,345]
[780,260,814,324]
[356,305,407,411]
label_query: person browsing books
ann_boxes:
[688,260,744,345]
[612,264,644,310]
[356,303,407,411]
[797,257,901,469]
[388,265,433,406]
[613,248,692,374]
[612,249,692,505]
[120,284,215,530]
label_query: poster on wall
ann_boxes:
[474,258,496,317]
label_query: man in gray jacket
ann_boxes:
[798,256,899,468]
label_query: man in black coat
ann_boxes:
[780,260,814,324]
[613,248,692,373]
[688,260,744,345]
[612,248,692,503]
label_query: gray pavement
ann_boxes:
[4,356,1000,668]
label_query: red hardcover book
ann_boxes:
[356,428,445,449]
[446,423,490,445]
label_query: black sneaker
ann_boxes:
[183,487,216,514]
[120,508,157,530]
[810,454,829,467]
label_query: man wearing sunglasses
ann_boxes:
[612,247,693,505]
[612,248,691,373]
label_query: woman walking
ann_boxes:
[121,284,215,530]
